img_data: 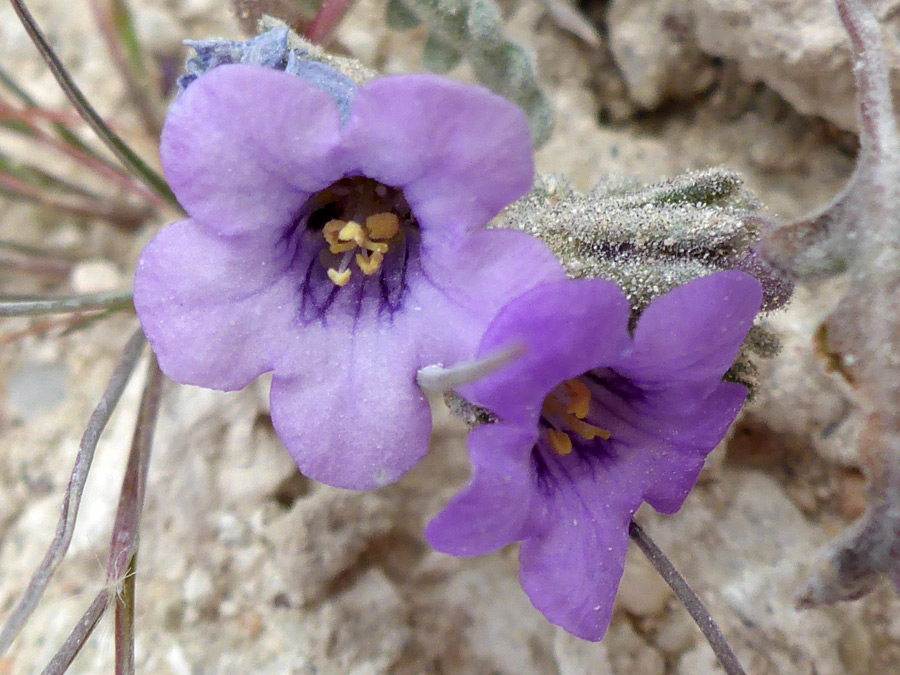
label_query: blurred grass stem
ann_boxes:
[8,0,180,209]
[0,172,151,228]
[89,0,164,138]
[0,290,134,317]
[305,0,356,44]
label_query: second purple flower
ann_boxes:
[427,271,762,640]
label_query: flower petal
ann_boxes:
[161,65,343,235]
[134,219,294,390]
[268,324,432,490]
[623,271,762,384]
[342,75,535,235]
[518,448,640,641]
[463,280,632,426]
[427,423,536,555]
[615,382,748,513]
[409,228,567,367]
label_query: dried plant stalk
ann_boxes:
[0,328,146,655]
[761,0,900,607]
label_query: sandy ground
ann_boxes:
[0,0,898,672]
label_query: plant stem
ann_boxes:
[114,555,138,675]
[90,0,164,138]
[0,328,146,655]
[8,0,179,209]
[0,173,151,228]
[628,520,746,675]
[0,290,134,317]
[110,355,162,675]
[12,112,169,209]
[40,591,111,675]
[0,64,108,161]
[305,0,356,44]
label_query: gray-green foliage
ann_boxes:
[495,168,783,388]
[496,168,764,310]
[385,0,553,146]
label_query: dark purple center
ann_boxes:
[275,177,421,323]
[532,369,647,488]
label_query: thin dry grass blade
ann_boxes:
[89,0,163,138]
[8,0,179,208]
[0,290,134,317]
[0,173,151,228]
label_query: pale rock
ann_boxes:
[69,363,145,556]
[213,510,248,545]
[6,360,68,420]
[607,0,716,108]
[688,0,900,133]
[617,545,673,617]
[338,0,384,67]
[165,643,193,675]
[654,606,698,656]
[722,556,852,675]
[311,568,408,673]
[413,551,558,674]
[70,258,124,293]
[184,567,215,605]
[717,471,823,568]
[605,619,666,675]
[0,495,61,605]
[838,618,873,675]
[0,0,889,671]
[748,282,863,469]
[215,413,298,507]
[266,487,393,604]
[887,598,900,641]
[554,628,615,675]
[134,5,185,53]
[677,642,723,675]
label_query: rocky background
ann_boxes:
[0,0,898,672]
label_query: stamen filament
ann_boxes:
[329,242,356,254]
[568,416,611,440]
[337,249,354,272]
[361,240,389,254]
[542,381,611,443]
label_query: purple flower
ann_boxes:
[426,271,762,640]
[134,63,564,489]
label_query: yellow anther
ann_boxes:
[548,429,573,456]
[356,250,384,276]
[361,240,389,254]
[365,212,400,240]
[338,220,366,245]
[568,417,611,441]
[542,393,565,418]
[329,242,357,254]
[327,268,351,287]
[323,219,346,246]
[564,379,591,419]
